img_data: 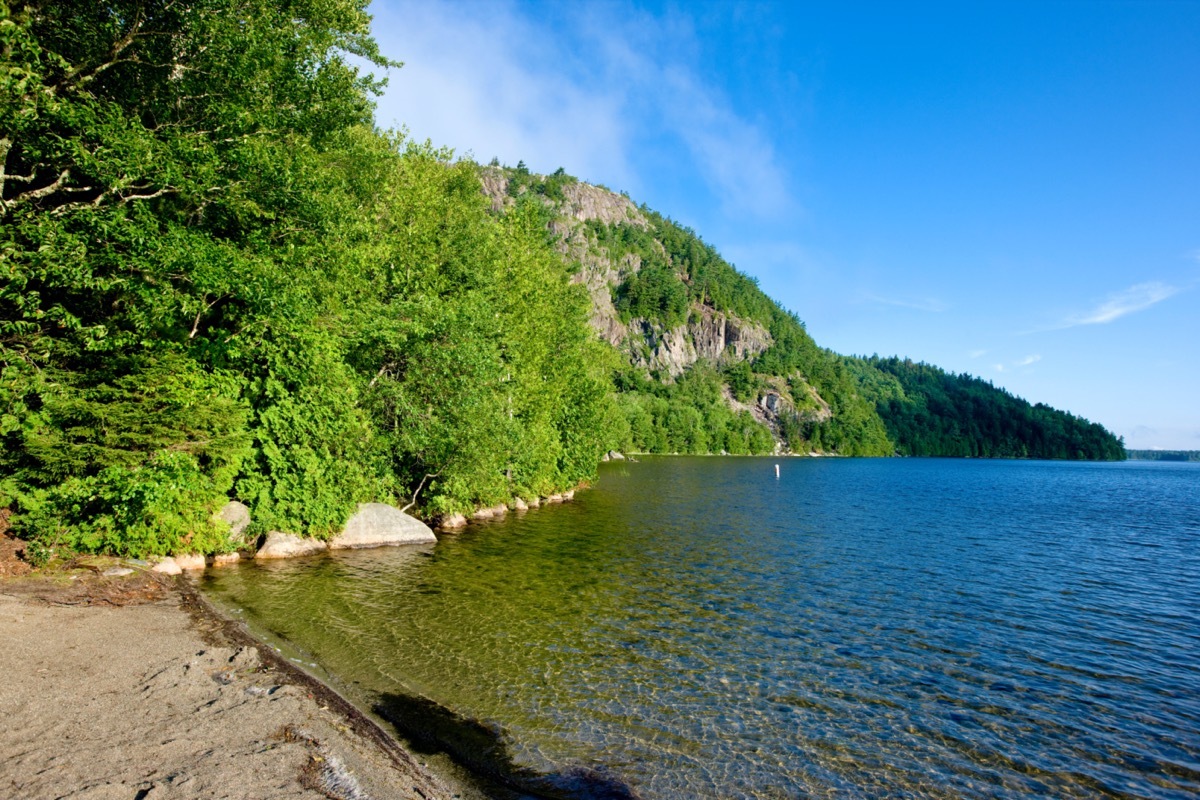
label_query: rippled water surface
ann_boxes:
[203,458,1200,798]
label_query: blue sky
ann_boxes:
[364,0,1199,449]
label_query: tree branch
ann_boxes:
[188,293,228,339]
[400,472,440,514]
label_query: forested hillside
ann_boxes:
[0,0,616,559]
[484,169,894,457]
[846,357,1126,460]
[487,169,1125,462]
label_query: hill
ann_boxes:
[484,166,1126,462]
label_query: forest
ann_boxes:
[846,357,1126,460]
[1125,450,1200,462]
[0,0,617,559]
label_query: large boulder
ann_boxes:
[255,532,328,560]
[215,501,251,548]
[329,503,436,549]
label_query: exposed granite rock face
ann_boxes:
[211,552,240,567]
[255,532,328,560]
[558,182,647,227]
[630,309,772,378]
[329,503,436,549]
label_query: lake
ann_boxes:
[201,457,1200,799]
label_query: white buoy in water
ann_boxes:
[775,464,780,478]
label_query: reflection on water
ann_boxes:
[203,458,1200,799]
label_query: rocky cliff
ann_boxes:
[480,168,843,452]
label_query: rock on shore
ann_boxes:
[330,503,436,549]
[255,532,329,560]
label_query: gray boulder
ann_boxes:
[216,501,251,547]
[255,532,328,560]
[329,503,436,549]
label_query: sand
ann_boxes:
[0,572,462,800]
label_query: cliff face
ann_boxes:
[628,309,771,377]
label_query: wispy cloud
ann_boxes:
[994,354,1041,372]
[368,0,795,219]
[969,349,988,358]
[1059,281,1181,328]
[863,294,948,312]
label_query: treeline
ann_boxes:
[1126,450,1200,462]
[849,357,1126,460]
[0,0,616,559]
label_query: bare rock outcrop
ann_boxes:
[631,309,772,377]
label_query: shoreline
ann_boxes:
[0,567,472,800]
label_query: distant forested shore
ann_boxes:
[1125,450,1200,462]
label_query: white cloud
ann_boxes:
[969,349,988,358]
[863,294,948,312]
[1061,281,1181,328]
[994,363,1005,372]
[367,0,795,219]
[1016,354,1041,367]
[367,1,633,189]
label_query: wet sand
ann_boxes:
[0,572,463,800]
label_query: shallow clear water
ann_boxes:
[203,457,1200,799]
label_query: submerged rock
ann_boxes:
[254,532,328,560]
[329,503,436,549]
[437,513,468,530]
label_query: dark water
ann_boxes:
[202,458,1200,799]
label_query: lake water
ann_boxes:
[201,457,1200,799]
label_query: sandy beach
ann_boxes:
[0,564,463,800]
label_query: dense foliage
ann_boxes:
[0,0,615,558]
[611,365,776,455]
[849,357,1126,460]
